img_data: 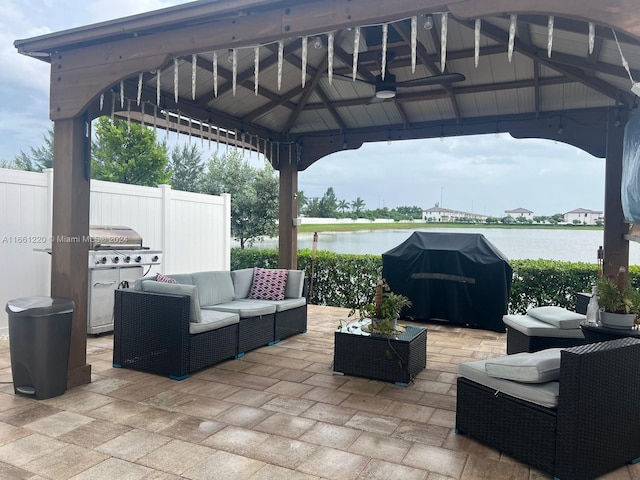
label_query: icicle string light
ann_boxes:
[120,80,125,108]
[440,13,448,72]
[140,102,145,127]
[410,16,417,73]
[254,46,260,95]
[612,29,636,85]
[301,36,308,88]
[508,14,517,62]
[174,58,179,102]
[474,19,481,68]
[126,99,131,131]
[200,121,204,147]
[213,51,218,97]
[381,24,388,80]
[232,48,238,96]
[589,22,595,54]
[352,27,360,81]
[110,94,115,121]
[137,73,143,106]
[191,54,197,100]
[165,111,170,141]
[327,32,334,84]
[153,105,157,136]
[156,71,161,105]
[547,16,554,58]
[100,93,104,111]
[277,41,283,90]
[188,117,192,144]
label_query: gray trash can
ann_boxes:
[5,297,74,400]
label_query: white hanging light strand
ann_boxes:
[191,54,197,100]
[301,36,308,88]
[381,23,388,80]
[254,46,260,95]
[126,99,131,131]
[153,105,157,137]
[137,73,143,106]
[110,93,115,121]
[100,93,104,111]
[188,117,192,144]
[200,120,204,147]
[213,51,218,97]
[156,71,161,106]
[120,80,125,108]
[440,13,448,72]
[174,58,179,102]
[327,32,334,84]
[352,27,360,81]
[589,22,595,54]
[612,29,636,86]
[277,41,283,90]
[207,123,211,150]
[508,14,517,62]
[474,19,481,68]
[410,16,417,73]
[165,110,170,141]
[547,16,554,58]
[140,102,145,127]
[232,48,238,96]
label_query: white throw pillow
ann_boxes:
[484,348,563,383]
[526,306,585,329]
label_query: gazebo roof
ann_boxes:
[14,0,640,169]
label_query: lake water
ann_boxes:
[248,227,640,265]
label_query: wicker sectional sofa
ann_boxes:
[456,338,640,480]
[113,268,307,379]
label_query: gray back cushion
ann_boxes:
[191,271,234,306]
[285,270,305,298]
[231,268,254,299]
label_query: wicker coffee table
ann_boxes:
[333,320,426,386]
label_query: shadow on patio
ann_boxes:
[0,305,635,479]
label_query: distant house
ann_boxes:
[504,208,534,220]
[564,208,603,225]
[422,206,487,222]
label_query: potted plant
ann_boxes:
[596,267,640,328]
[348,279,412,335]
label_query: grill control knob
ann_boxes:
[152,255,159,263]
[112,257,119,264]
[100,257,107,264]
[124,256,131,263]
[135,256,142,263]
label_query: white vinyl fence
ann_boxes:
[0,168,231,335]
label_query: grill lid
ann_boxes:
[89,225,143,250]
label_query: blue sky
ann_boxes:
[1,0,605,217]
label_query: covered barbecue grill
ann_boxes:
[382,232,512,333]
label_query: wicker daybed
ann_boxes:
[456,338,640,480]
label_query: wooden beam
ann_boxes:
[278,145,298,269]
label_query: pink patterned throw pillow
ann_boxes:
[248,267,288,301]
[156,272,178,284]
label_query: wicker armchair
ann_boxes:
[456,338,640,480]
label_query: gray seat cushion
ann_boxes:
[458,358,559,408]
[203,300,276,318]
[190,310,239,334]
[255,297,307,312]
[503,315,585,338]
[141,281,202,323]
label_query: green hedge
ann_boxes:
[231,248,640,314]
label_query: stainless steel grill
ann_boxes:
[87,225,162,334]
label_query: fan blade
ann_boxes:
[396,73,465,88]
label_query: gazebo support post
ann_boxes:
[277,144,299,269]
[603,107,629,277]
[51,115,92,388]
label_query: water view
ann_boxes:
[249,227,640,265]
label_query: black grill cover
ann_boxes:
[382,232,512,333]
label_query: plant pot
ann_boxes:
[599,311,637,329]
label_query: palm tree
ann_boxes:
[337,199,350,213]
[351,197,366,216]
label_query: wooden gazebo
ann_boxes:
[14,0,640,388]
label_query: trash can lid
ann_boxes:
[5,297,75,317]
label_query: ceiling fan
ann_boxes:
[332,50,465,102]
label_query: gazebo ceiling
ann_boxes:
[14,0,640,168]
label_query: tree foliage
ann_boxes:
[91,117,170,186]
[169,143,204,192]
[2,127,54,171]
[198,150,278,248]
